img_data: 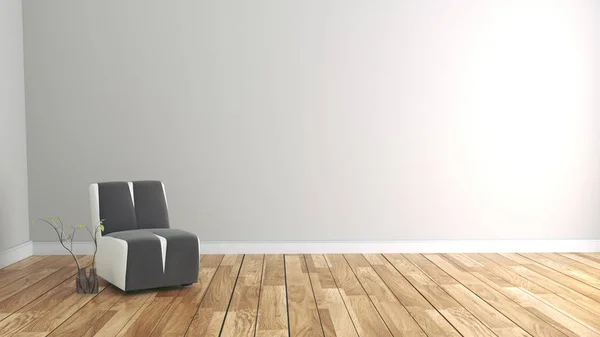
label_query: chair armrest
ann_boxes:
[96,236,128,291]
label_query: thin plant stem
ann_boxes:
[39,218,81,271]
[37,217,103,293]
[84,223,100,270]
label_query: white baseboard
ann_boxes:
[200,240,600,254]
[0,241,33,268]
[31,240,600,255]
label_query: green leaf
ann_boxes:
[99,224,105,232]
[77,224,85,229]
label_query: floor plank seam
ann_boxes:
[496,253,600,335]
[283,255,291,337]
[150,288,185,336]
[252,254,266,337]
[45,279,110,336]
[478,253,600,319]
[0,256,58,291]
[0,256,79,307]
[182,255,225,337]
[518,253,600,292]
[7,254,600,337]
[217,254,246,337]
[321,254,361,337]
[112,288,155,336]
[475,253,600,336]
[0,260,93,326]
[420,254,529,337]
[363,253,435,337]
[558,253,600,271]
[80,285,123,336]
[405,254,503,337]
[341,254,396,337]
[302,254,327,337]
[0,270,62,317]
[380,254,465,337]
[423,253,589,337]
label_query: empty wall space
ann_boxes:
[0,0,30,255]
[22,0,599,243]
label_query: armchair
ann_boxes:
[89,181,200,291]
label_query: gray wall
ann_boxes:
[24,0,599,242]
[0,0,30,251]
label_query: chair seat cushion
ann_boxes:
[105,228,199,290]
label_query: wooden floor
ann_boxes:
[2,254,600,336]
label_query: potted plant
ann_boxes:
[36,217,104,293]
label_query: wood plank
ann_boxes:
[448,253,600,337]
[186,254,244,336]
[2,261,106,337]
[107,292,157,336]
[500,253,600,302]
[5,253,600,337]
[0,267,61,304]
[520,253,600,290]
[74,255,209,337]
[221,254,264,337]
[0,255,56,276]
[561,253,600,272]
[84,291,153,337]
[409,254,530,337]
[149,255,224,337]
[18,282,111,337]
[464,254,550,295]
[256,254,288,337]
[497,253,600,315]
[0,283,86,337]
[1,256,46,270]
[344,254,426,336]
[364,254,460,337]
[473,254,600,324]
[285,254,323,337]
[579,253,600,265]
[116,288,181,337]
[0,256,71,291]
[421,254,568,337]
[0,256,92,323]
[325,254,392,337]
[110,252,219,337]
[385,254,496,337]
[305,254,358,337]
[540,253,600,280]
[46,285,122,337]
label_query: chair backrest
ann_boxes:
[89,180,170,235]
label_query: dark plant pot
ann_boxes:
[76,267,99,294]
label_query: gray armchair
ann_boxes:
[89,181,200,291]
